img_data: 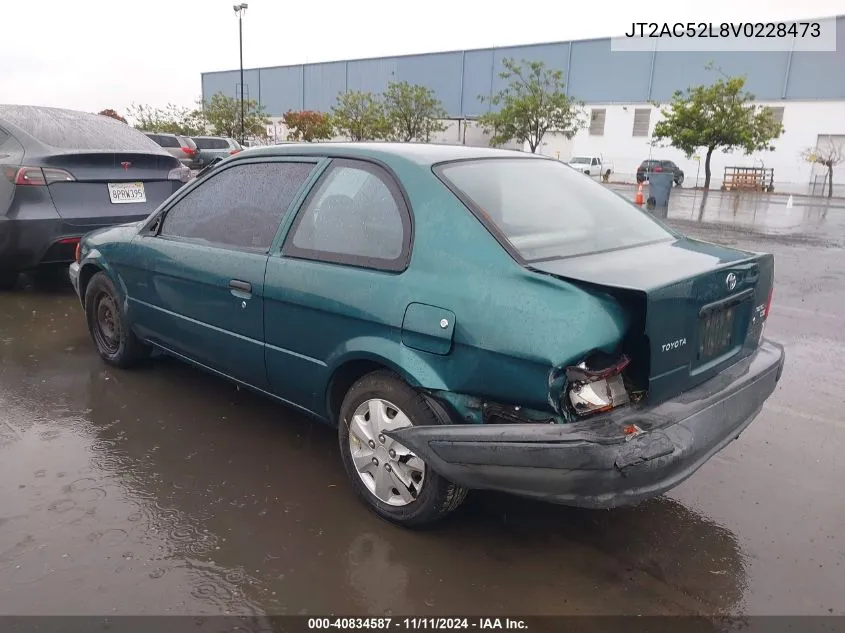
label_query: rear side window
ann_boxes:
[148,134,180,148]
[193,137,230,150]
[0,105,163,151]
[159,161,316,250]
[284,160,410,271]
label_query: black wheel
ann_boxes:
[84,272,150,368]
[675,174,684,187]
[338,370,468,527]
[0,271,18,291]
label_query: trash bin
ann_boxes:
[646,171,674,214]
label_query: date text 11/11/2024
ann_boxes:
[307,618,529,630]
[624,21,821,38]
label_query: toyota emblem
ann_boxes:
[121,161,131,170]
[725,272,737,291]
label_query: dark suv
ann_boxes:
[636,159,684,186]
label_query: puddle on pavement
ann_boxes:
[608,185,845,245]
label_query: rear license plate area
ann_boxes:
[697,289,754,362]
[698,304,736,360]
[108,182,146,204]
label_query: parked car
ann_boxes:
[567,155,613,181]
[0,105,190,290]
[191,136,242,167]
[69,143,784,527]
[144,132,201,169]
[637,159,685,186]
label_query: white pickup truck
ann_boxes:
[567,155,614,182]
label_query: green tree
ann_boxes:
[801,138,843,199]
[126,102,206,136]
[201,92,270,141]
[477,58,585,153]
[282,110,334,142]
[652,68,784,191]
[331,91,390,141]
[98,108,127,124]
[382,81,448,142]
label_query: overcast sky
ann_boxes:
[2,0,843,115]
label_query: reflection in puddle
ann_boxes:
[347,533,413,615]
[0,363,263,615]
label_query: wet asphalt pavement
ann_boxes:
[1,189,843,618]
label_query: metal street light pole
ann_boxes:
[233,3,248,144]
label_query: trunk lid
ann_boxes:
[530,237,774,404]
[40,152,181,226]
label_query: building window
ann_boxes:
[589,109,606,136]
[766,106,785,126]
[632,108,651,136]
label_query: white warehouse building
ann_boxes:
[202,14,845,194]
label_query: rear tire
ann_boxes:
[0,271,18,291]
[84,272,150,368]
[338,370,467,527]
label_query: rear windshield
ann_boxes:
[193,137,231,150]
[436,158,674,261]
[0,105,165,152]
[641,160,660,167]
[147,134,180,148]
[570,157,590,164]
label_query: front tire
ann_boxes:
[675,173,685,187]
[338,371,467,527]
[84,272,150,368]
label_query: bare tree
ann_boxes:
[802,137,844,198]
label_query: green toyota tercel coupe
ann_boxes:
[70,143,785,526]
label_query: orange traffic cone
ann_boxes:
[635,182,644,205]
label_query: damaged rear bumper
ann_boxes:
[387,339,785,509]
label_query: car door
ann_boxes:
[123,158,320,388]
[263,158,412,413]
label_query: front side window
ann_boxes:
[283,160,410,271]
[159,161,315,250]
[436,157,675,262]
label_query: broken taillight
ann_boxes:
[565,354,631,417]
